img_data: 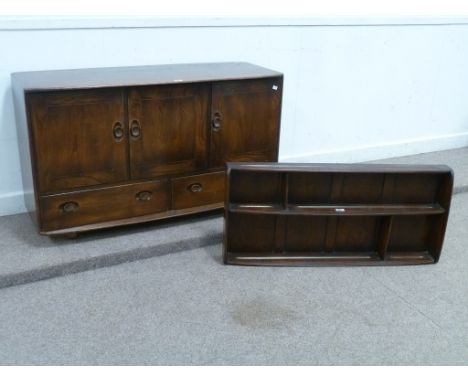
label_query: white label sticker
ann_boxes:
[335,208,345,212]
[272,85,278,90]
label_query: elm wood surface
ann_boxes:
[11,62,282,91]
[27,88,128,193]
[229,203,445,215]
[42,203,224,236]
[224,163,453,266]
[210,78,282,167]
[40,180,169,232]
[171,172,225,210]
[128,84,210,178]
[11,63,282,235]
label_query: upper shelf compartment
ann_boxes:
[287,171,442,205]
[229,170,283,205]
[227,163,453,209]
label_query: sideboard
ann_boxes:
[12,63,283,236]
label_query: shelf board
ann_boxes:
[225,251,435,266]
[226,251,379,266]
[229,203,445,216]
[385,251,435,264]
[228,203,283,214]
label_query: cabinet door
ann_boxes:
[128,84,209,179]
[28,89,128,193]
[210,78,282,168]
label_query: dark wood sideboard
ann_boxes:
[224,163,453,266]
[11,63,283,236]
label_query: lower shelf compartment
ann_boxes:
[224,251,435,266]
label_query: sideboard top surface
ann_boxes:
[11,62,283,92]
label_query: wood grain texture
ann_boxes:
[171,171,225,210]
[128,83,209,178]
[228,203,445,215]
[224,163,453,266]
[210,78,282,167]
[12,63,282,235]
[28,89,128,193]
[40,179,169,231]
[43,203,224,236]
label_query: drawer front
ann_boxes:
[39,180,169,232]
[172,172,225,210]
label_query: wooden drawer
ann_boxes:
[171,172,225,210]
[39,180,169,232]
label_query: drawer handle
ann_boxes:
[60,201,79,213]
[113,122,124,141]
[188,183,203,193]
[130,120,141,138]
[136,190,153,201]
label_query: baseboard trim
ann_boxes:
[1,17,468,31]
[279,132,468,164]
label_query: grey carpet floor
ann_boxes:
[370,146,468,194]
[0,192,467,365]
[0,211,222,288]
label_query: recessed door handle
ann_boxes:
[113,122,124,141]
[212,111,222,132]
[130,120,141,138]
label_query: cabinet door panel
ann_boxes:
[128,84,209,179]
[28,89,127,193]
[210,78,282,168]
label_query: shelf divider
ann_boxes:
[378,216,393,260]
[283,172,289,209]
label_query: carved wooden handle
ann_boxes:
[113,122,124,141]
[212,111,222,132]
[60,201,79,213]
[130,120,141,138]
[188,183,203,193]
[136,190,153,201]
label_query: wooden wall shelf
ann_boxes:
[224,163,453,266]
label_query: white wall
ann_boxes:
[1,17,468,216]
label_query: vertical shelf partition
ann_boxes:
[224,163,453,266]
